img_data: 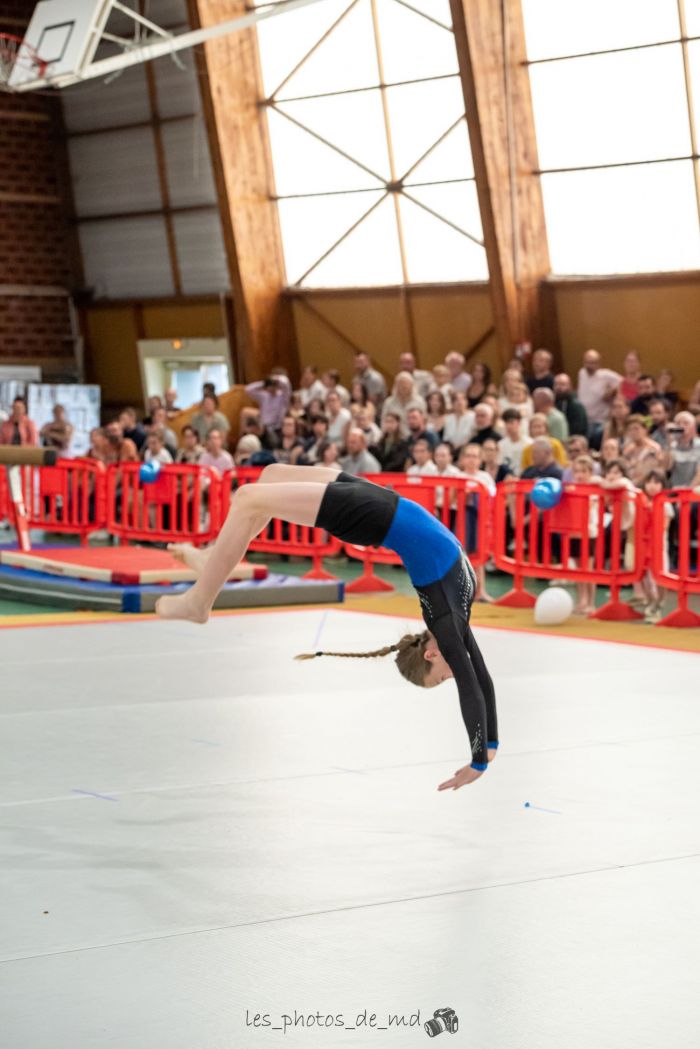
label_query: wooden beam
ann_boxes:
[187,0,299,384]
[449,0,560,366]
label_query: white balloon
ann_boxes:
[534,586,574,626]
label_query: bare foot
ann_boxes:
[155,591,210,624]
[168,543,211,575]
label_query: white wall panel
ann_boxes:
[69,127,162,217]
[62,65,151,133]
[154,53,200,119]
[172,211,229,294]
[162,118,217,207]
[79,217,175,298]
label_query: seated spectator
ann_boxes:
[399,351,432,398]
[103,419,139,463]
[87,427,108,462]
[648,398,671,449]
[655,368,678,412]
[40,404,73,455]
[325,390,352,446]
[354,405,382,447]
[406,407,439,455]
[480,394,506,435]
[428,364,453,406]
[192,393,231,444]
[629,374,657,416]
[199,427,234,477]
[272,415,305,465]
[234,433,262,466]
[296,365,326,408]
[315,440,341,470]
[599,435,623,467]
[466,362,494,407]
[568,454,601,615]
[142,395,163,426]
[520,437,564,480]
[602,395,630,445]
[520,414,567,469]
[433,443,464,516]
[457,443,496,495]
[407,438,438,476]
[562,435,601,480]
[352,352,387,406]
[381,371,426,425]
[149,406,178,457]
[371,412,410,473]
[619,351,642,403]
[532,386,569,443]
[499,408,532,476]
[469,402,501,445]
[143,430,173,465]
[456,443,495,602]
[321,368,351,407]
[499,368,533,426]
[525,347,555,392]
[119,407,147,451]
[0,396,38,447]
[667,411,700,487]
[349,380,369,407]
[425,391,447,437]
[299,413,330,465]
[554,372,588,437]
[164,387,181,419]
[176,424,204,464]
[339,428,381,475]
[444,350,472,394]
[303,396,326,421]
[481,437,512,484]
[442,391,475,452]
[621,414,665,485]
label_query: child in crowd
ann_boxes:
[569,455,601,615]
[639,469,673,623]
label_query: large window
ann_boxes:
[254,0,486,287]
[522,0,700,274]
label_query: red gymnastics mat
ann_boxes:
[0,547,268,586]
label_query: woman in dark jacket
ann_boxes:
[370,412,410,472]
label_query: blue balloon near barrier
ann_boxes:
[139,460,162,485]
[531,477,563,510]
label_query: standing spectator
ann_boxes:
[164,387,181,419]
[619,351,642,403]
[300,414,330,465]
[499,408,531,476]
[654,368,679,412]
[466,362,493,407]
[525,348,555,393]
[629,375,657,417]
[103,420,139,463]
[406,408,439,455]
[621,415,665,485]
[40,404,73,455]
[554,372,588,437]
[520,414,568,469]
[119,407,147,451]
[0,396,38,446]
[569,455,600,615]
[470,402,501,445]
[321,369,351,407]
[444,351,472,394]
[407,438,438,476]
[381,372,426,425]
[667,411,700,487]
[371,412,410,472]
[456,443,496,602]
[577,349,622,446]
[398,351,432,398]
[442,391,475,453]
[640,469,672,622]
[150,406,178,457]
[296,365,326,408]
[272,415,305,465]
[498,369,533,429]
[532,387,569,443]
[191,394,231,444]
[245,373,291,441]
[339,428,381,475]
[433,443,463,518]
[520,437,564,481]
[352,352,387,406]
[87,427,108,462]
[648,398,671,449]
[481,437,512,484]
[176,425,204,464]
[425,391,448,438]
[325,390,352,446]
[143,430,174,465]
[602,395,631,446]
[199,428,235,477]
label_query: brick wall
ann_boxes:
[0,4,79,374]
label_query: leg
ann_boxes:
[156,481,329,623]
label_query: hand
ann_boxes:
[437,764,484,791]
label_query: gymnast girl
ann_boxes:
[156,465,499,792]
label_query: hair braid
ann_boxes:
[294,631,430,685]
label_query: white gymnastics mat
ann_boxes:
[1,609,699,1048]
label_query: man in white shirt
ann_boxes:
[498,408,532,476]
[442,391,475,451]
[339,428,381,475]
[325,390,352,446]
[445,351,473,394]
[577,349,621,446]
[296,365,327,408]
[143,430,174,465]
[407,438,438,476]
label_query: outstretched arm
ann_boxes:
[430,613,489,772]
[465,628,498,756]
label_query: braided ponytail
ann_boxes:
[295,630,431,686]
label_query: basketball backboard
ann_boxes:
[8,0,110,90]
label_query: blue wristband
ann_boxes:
[470,761,488,771]
[487,740,499,749]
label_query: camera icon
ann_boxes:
[424,1007,459,1037]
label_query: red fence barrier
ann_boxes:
[15,458,107,543]
[106,462,224,545]
[0,467,8,526]
[341,473,493,594]
[651,489,700,628]
[493,479,647,620]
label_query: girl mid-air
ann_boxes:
[156,465,499,791]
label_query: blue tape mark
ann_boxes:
[311,609,329,650]
[191,738,222,747]
[72,788,119,802]
[524,801,562,814]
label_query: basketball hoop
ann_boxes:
[0,33,48,92]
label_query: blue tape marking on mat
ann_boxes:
[311,609,329,650]
[524,801,562,814]
[72,789,119,802]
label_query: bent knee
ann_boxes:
[259,463,291,484]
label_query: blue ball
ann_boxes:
[531,477,563,510]
[139,460,162,485]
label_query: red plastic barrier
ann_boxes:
[493,479,647,619]
[651,489,700,628]
[229,466,342,579]
[106,462,223,545]
[0,467,8,525]
[342,473,493,594]
[13,457,107,544]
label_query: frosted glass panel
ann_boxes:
[303,196,403,285]
[255,0,353,97]
[404,118,474,184]
[542,162,700,274]
[385,77,465,178]
[404,182,483,242]
[375,0,458,81]
[687,0,700,34]
[399,196,488,282]
[530,44,690,170]
[688,41,700,145]
[522,0,680,60]
[277,192,386,284]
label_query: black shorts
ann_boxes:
[313,471,399,547]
